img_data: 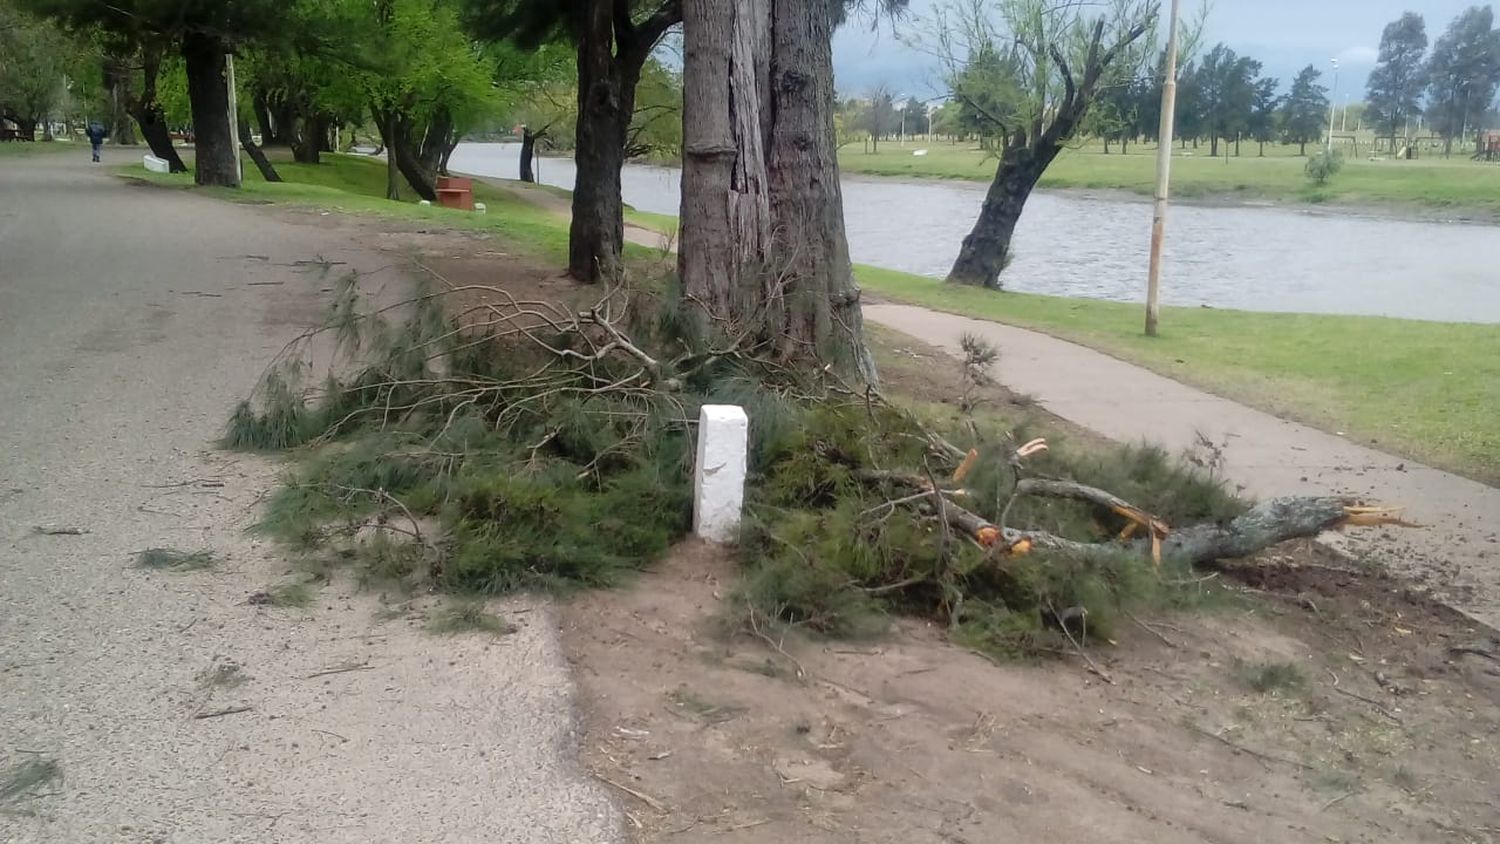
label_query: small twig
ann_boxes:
[310,728,350,744]
[1331,687,1403,724]
[193,705,253,720]
[1050,601,1113,684]
[1187,725,1312,771]
[596,775,667,813]
[176,618,199,633]
[32,525,88,535]
[1321,790,1358,812]
[1123,608,1179,649]
[304,661,374,679]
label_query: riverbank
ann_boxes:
[837,143,1500,222]
[117,152,1499,485]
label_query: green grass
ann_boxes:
[427,600,516,636]
[856,265,1500,484]
[1235,659,1308,694]
[0,139,78,157]
[1,757,59,802]
[135,547,217,571]
[839,142,1500,217]
[116,152,659,265]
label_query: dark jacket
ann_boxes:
[86,125,107,145]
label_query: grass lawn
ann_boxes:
[839,142,1500,217]
[0,139,80,156]
[116,151,663,264]
[114,148,1499,484]
[856,265,1500,485]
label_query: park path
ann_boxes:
[0,149,619,842]
[502,181,1500,630]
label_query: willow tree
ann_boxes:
[933,0,1157,288]
[679,0,899,381]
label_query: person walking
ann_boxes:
[85,123,107,162]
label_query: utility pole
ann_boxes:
[1326,57,1339,154]
[226,53,243,187]
[1144,0,1181,338]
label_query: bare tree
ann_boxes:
[928,0,1157,288]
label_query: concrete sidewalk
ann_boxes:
[865,304,1500,629]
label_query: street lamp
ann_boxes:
[1326,57,1340,154]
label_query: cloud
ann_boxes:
[1336,45,1379,66]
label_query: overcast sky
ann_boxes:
[832,0,1486,102]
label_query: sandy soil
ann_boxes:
[560,542,1500,843]
[0,152,619,843]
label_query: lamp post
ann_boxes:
[1144,0,1182,338]
[1326,57,1340,154]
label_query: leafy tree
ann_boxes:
[1365,11,1428,149]
[929,0,1158,288]
[859,85,900,149]
[1425,5,1500,155]
[1279,64,1327,155]
[0,3,69,140]
[1247,75,1280,156]
[1193,43,1260,156]
[463,0,683,283]
[18,0,295,184]
[900,95,928,137]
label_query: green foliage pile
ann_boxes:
[229,277,1242,657]
[737,404,1243,656]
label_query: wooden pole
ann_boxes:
[1144,0,1181,337]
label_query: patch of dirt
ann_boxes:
[561,542,1500,843]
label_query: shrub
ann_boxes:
[1305,150,1344,185]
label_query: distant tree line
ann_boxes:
[875,5,1500,160]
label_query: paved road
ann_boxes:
[865,304,1500,629]
[0,149,618,842]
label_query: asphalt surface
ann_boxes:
[0,148,619,842]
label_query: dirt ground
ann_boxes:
[560,541,1500,844]
[367,223,1500,844]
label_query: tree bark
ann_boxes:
[291,110,326,164]
[679,0,873,380]
[103,55,138,146]
[520,127,545,182]
[239,118,281,182]
[128,44,188,173]
[252,90,275,144]
[180,32,239,187]
[945,150,1051,288]
[569,2,637,283]
[392,113,437,201]
[373,105,401,201]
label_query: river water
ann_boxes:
[448,143,1500,323]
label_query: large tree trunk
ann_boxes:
[239,118,281,182]
[519,127,544,182]
[570,2,635,283]
[372,105,401,201]
[128,45,188,173]
[103,56,137,146]
[180,32,239,187]
[945,149,1051,288]
[679,0,873,380]
[252,90,275,144]
[291,110,326,164]
[392,113,437,201]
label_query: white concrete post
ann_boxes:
[694,405,749,543]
